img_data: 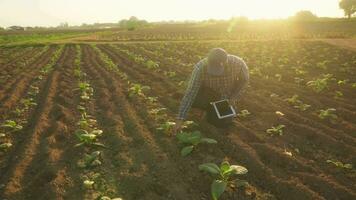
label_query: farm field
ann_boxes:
[0,37,356,200]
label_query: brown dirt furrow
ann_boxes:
[0,46,36,71]
[0,46,57,116]
[0,45,76,200]
[18,44,82,200]
[250,143,356,198]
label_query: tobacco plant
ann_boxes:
[74,129,105,147]
[77,151,102,168]
[156,121,176,134]
[199,161,248,200]
[266,125,285,136]
[318,108,337,121]
[306,74,334,93]
[176,131,217,156]
[128,83,150,98]
[237,109,250,118]
[326,159,353,169]
[1,120,23,132]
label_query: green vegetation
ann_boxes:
[318,108,338,121]
[176,131,217,156]
[1,120,23,132]
[128,83,150,98]
[327,159,353,169]
[199,161,248,200]
[306,74,334,93]
[266,125,285,136]
[285,95,311,111]
[237,109,251,118]
[0,32,89,46]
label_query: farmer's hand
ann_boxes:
[173,119,184,135]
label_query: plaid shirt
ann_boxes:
[177,55,249,120]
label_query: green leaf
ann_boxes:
[181,145,194,156]
[230,165,248,175]
[199,163,220,175]
[176,131,202,145]
[211,180,227,200]
[201,138,217,144]
[220,161,230,174]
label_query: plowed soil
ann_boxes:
[0,40,355,200]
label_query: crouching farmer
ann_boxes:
[174,48,249,134]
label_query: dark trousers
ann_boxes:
[192,86,233,128]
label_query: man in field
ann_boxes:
[174,48,249,134]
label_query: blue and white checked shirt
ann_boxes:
[177,55,249,120]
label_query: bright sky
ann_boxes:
[0,0,344,27]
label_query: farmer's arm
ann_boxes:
[177,62,203,120]
[230,58,249,101]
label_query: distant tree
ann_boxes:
[339,0,356,19]
[118,16,148,31]
[57,22,69,29]
[293,10,318,21]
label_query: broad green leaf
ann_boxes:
[199,163,220,175]
[211,180,227,200]
[181,145,194,156]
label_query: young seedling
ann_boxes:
[318,108,337,121]
[0,142,12,150]
[237,110,250,118]
[294,103,311,111]
[147,96,158,104]
[128,83,150,98]
[285,94,300,105]
[337,79,348,85]
[156,121,176,134]
[285,95,310,111]
[334,91,343,98]
[266,125,285,136]
[28,86,39,96]
[145,60,159,69]
[176,131,217,156]
[149,107,167,121]
[199,161,248,200]
[306,74,334,93]
[326,160,353,169]
[74,129,105,147]
[164,71,177,78]
[21,98,37,110]
[83,179,95,189]
[1,120,23,132]
[77,151,102,168]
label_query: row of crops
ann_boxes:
[0,40,355,199]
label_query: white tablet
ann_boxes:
[210,100,236,119]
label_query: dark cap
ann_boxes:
[207,48,228,76]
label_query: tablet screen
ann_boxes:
[215,100,234,116]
